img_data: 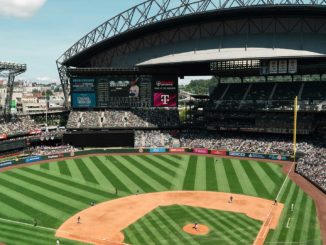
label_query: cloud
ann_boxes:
[36,76,60,83]
[0,0,46,18]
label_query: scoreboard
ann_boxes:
[71,75,178,108]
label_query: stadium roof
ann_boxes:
[57,0,326,66]
[137,48,326,66]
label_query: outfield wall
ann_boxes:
[0,147,292,170]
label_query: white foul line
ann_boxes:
[0,216,55,231]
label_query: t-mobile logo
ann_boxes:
[161,94,170,105]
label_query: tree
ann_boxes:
[45,90,53,96]
[54,86,61,92]
[32,89,40,94]
[182,77,219,95]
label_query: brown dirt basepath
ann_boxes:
[56,191,283,245]
[183,224,210,235]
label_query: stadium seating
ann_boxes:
[223,83,249,100]
[66,109,180,129]
[135,130,180,148]
[300,82,326,100]
[0,116,40,136]
[178,131,325,191]
[209,81,326,111]
[245,82,274,100]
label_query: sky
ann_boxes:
[0,0,144,83]
[0,0,209,85]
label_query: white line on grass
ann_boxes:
[254,161,296,245]
[0,216,55,231]
[286,217,291,228]
[0,217,131,245]
[275,162,296,201]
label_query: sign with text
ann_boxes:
[210,150,227,156]
[149,148,167,153]
[71,75,177,108]
[72,93,96,108]
[193,148,209,154]
[152,79,178,107]
[169,148,186,153]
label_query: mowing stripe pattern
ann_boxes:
[124,205,262,245]
[0,154,321,245]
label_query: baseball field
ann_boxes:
[0,154,322,244]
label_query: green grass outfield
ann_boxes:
[0,154,322,244]
[123,205,262,245]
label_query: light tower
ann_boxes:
[0,61,26,120]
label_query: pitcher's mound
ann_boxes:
[183,224,210,235]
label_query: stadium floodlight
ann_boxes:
[0,61,26,77]
[0,61,27,120]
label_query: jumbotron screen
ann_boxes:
[70,75,178,108]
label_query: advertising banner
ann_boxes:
[247,153,267,159]
[228,151,290,161]
[193,148,209,154]
[0,161,13,168]
[169,148,186,153]
[24,156,42,163]
[228,151,246,157]
[153,93,177,107]
[71,78,96,93]
[72,93,96,108]
[0,134,7,140]
[149,148,167,153]
[152,79,178,107]
[210,150,227,156]
[47,154,64,160]
[268,154,289,161]
[29,129,42,135]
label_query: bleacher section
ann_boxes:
[246,83,275,100]
[223,83,249,100]
[134,130,180,148]
[66,109,180,129]
[272,82,302,100]
[209,81,326,111]
[301,82,326,100]
[209,83,228,100]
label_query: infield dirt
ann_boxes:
[56,191,283,245]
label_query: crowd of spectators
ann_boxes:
[179,131,302,154]
[135,130,180,148]
[296,141,326,192]
[179,131,325,191]
[0,116,39,135]
[28,145,77,156]
[67,109,180,129]
[180,131,241,151]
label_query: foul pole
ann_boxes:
[293,96,298,162]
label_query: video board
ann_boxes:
[71,75,178,108]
